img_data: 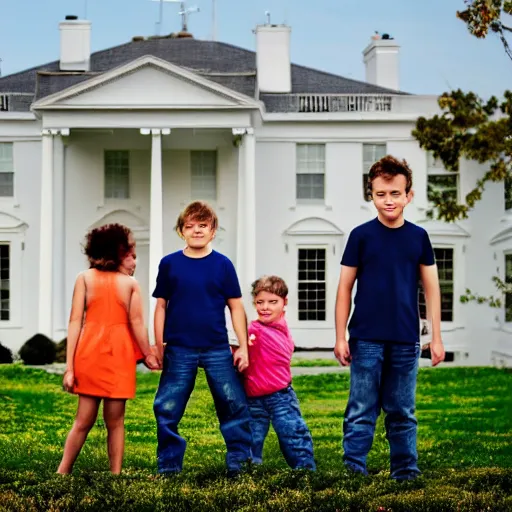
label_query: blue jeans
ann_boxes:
[343,339,421,480]
[248,386,316,470]
[153,345,252,474]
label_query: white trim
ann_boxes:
[0,112,36,121]
[32,56,263,113]
[417,219,470,238]
[490,220,512,245]
[284,217,344,237]
[262,113,429,122]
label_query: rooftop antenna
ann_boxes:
[150,0,199,34]
[265,10,271,25]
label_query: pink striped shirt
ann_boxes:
[242,316,294,398]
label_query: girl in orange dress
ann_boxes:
[57,223,160,474]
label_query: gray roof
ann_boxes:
[0,37,408,112]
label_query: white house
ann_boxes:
[0,15,509,365]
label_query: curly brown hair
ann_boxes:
[251,275,289,299]
[367,155,413,198]
[175,201,219,237]
[84,223,134,271]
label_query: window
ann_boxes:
[0,95,9,112]
[296,144,325,201]
[505,254,512,322]
[362,143,386,201]
[0,143,14,197]
[419,248,454,322]
[505,175,512,211]
[191,151,217,200]
[0,244,9,321]
[104,150,130,199]
[297,248,326,321]
[427,153,458,203]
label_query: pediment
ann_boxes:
[90,209,149,242]
[284,217,344,236]
[0,212,28,231]
[416,219,470,238]
[33,56,261,111]
[490,219,512,245]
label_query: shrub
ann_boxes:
[55,338,67,363]
[18,334,56,365]
[0,342,12,364]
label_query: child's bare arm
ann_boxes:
[154,298,167,361]
[227,297,249,371]
[62,273,86,391]
[334,265,357,365]
[419,263,445,366]
[129,281,158,368]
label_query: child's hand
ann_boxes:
[233,347,249,372]
[144,354,160,371]
[62,371,75,393]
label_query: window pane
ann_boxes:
[296,144,325,175]
[427,175,458,202]
[0,244,10,321]
[104,150,130,199]
[0,173,13,197]
[505,254,512,322]
[191,151,217,200]
[297,248,327,321]
[505,175,512,211]
[297,174,325,200]
[418,247,454,322]
[362,143,386,171]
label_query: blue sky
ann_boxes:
[1,0,510,97]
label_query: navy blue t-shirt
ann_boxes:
[152,250,242,348]
[341,218,435,344]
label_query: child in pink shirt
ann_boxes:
[241,275,315,470]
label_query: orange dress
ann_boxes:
[73,270,143,399]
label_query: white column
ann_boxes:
[243,128,256,292]
[38,130,55,336]
[52,134,65,338]
[142,128,170,343]
[234,129,246,284]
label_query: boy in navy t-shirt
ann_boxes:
[334,155,445,481]
[152,201,252,477]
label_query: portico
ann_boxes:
[33,56,261,340]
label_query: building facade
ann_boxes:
[0,17,509,365]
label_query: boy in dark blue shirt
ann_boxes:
[152,201,252,477]
[335,155,445,481]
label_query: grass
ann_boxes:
[291,358,340,367]
[0,365,511,511]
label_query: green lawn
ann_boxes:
[0,365,511,511]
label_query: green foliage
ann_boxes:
[0,366,511,510]
[0,342,13,364]
[457,1,512,59]
[18,334,56,366]
[413,89,511,222]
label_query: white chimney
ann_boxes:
[363,34,400,91]
[255,24,291,94]
[59,16,91,72]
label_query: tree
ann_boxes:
[457,0,512,60]
[412,1,512,310]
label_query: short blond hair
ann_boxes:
[175,201,219,236]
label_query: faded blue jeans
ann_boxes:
[343,339,421,480]
[153,345,252,474]
[248,386,316,470]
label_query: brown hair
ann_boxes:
[251,275,289,299]
[367,155,413,198]
[84,223,134,271]
[175,201,219,237]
